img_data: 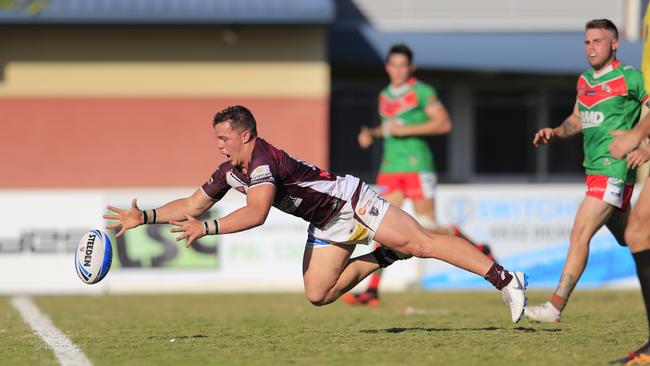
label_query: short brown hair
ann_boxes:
[387,44,413,64]
[585,19,619,40]
[212,105,258,138]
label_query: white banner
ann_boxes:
[0,188,418,294]
[0,184,640,294]
[421,184,642,289]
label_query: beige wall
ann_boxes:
[0,25,330,188]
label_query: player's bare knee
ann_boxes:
[569,227,591,247]
[625,221,649,250]
[305,291,329,306]
[309,299,330,307]
[409,245,430,259]
[403,239,437,259]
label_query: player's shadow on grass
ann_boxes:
[361,327,561,334]
[147,334,209,339]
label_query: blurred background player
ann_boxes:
[608,98,650,366]
[343,44,494,307]
[527,19,649,323]
[608,7,650,364]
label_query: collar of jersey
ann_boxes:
[388,77,417,97]
[591,60,621,79]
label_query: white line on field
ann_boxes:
[10,296,93,366]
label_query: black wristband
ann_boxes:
[152,209,157,224]
[205,219,220,235]
[142,210,148,225]
[214,219,220,235]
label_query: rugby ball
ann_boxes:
[75,229,113,284]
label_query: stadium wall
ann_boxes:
[0,26,330,188]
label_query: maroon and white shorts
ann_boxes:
[306,179,390,248]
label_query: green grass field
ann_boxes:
[2,291,646,365]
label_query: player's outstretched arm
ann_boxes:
[358,125,385,149]
[387,98,451,137]
[103,188,215,237]
[170,184,275,247]
[533,101,581,146]
[609,104,650,159]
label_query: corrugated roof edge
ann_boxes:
[0,0,335,24]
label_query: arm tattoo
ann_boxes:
[561,119,578,137]
[554,273,578,298]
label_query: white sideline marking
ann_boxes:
[10,296,92,366]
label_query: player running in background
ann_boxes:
[608,8,650,364]
[526,19,649,323]
[104,105,528,323]
[344,44,494,306]
[608,97,650,365]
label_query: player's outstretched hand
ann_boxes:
[170,214,206,248]
[609,130,643,160]
[626,146,650,169]
[533,128,555,147]
[103,198,143,237]
[358,127,373,149]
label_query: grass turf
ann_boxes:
[0,297,57,365]
[2,291,645,366]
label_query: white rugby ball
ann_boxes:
[75,229,113,284]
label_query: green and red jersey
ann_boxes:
[577,60,648,183]
[378,78,437,173]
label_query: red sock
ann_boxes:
[549,292,567,312]
[368,270,382,291]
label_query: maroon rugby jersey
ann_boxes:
[202,138,360,227]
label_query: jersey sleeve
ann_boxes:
[415,82,438,108]
[201,162,231,201]
[627,68,649,104]
[248,151,278,189]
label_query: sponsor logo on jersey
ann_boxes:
[319,170,333,179]
[277,195,303,213]
[251,165,272,181]
[249,164,275,186]
[580,110,605,128]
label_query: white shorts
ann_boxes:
[306,182,390,248]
